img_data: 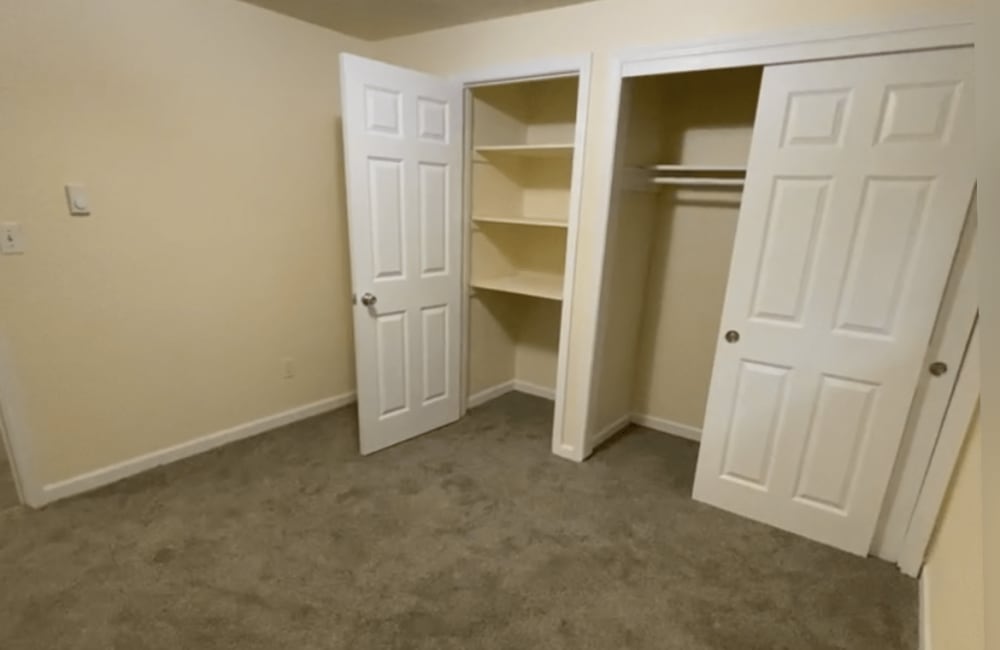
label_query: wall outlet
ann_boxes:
[282,357,295,379]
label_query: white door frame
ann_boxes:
[582,10,975,548]
[453,55,593,461]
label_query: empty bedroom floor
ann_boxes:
[0,393,915,649]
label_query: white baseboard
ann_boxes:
[39,392,356,505]
[920,571,933,650]
[512,380,555,401]
[586,413,632,456]
[467,380,555,408]
[630,413,702,442]
[467,381,516,408]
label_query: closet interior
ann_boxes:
[592,66,764,439]
[466,76,579,406]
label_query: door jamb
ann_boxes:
[452,55,593,461]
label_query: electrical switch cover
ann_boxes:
[1,223,25,254]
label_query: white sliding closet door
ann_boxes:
[693,48,975,554]
[340,54,463,454]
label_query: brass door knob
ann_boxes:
[725,330,740,343]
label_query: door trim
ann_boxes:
[455,55,593,461]
[619,12,974,78]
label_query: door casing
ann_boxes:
[453,56,593,461]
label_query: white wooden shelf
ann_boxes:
[472,215,568,228]
[652,177,745,187]
[645,164,747,173]
[470,271,564,301]
[474,144,575,158]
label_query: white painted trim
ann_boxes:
[620,11,973,77]
[630,413,702,442]
[576,52,627,455]
[582,75,635,459]
[453,54,592,462]
[458,86,474,418]
[552,55,592,462]
[582,12,977,462]
[920,571,934,650]
[466,379,556,407]
[898,324,981,576]
[585,414,631,456]
[39,392,356,506]
[452,55,591,86]
[513,380,555,401]
[467,381,516,408]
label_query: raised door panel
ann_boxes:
[749,177,831,325]
[719,361,791,489]
[793,376,879,512]
[375,311,410,419]
[420,305,450,404]
[874,82,961,145]
[834,178,933,337]
[368,158,407,281]
[418,162,448,277]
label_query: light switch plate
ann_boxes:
[65,184,91,216]
[1,223,25,254]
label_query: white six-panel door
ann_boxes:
[340,54,463,454]
[693,48,976,554]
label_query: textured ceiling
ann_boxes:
[240,0,599,40]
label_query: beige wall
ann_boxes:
[924,410,984,649]
[0,0,979,496]
[0,0,371,492]
[976,2,1000,648]
[376,0,973,454]
[589,68,755,435]
[630,69,759,432]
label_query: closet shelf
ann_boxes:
[645,164,747,173]
[474,144,575,158]
[472,215,568,228]
[651,176,745,187]
[471,271,563,301]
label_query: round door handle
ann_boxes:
[724,330,740,344]
[360,292,377,307]
[929,361,948,377]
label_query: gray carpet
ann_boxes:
[0,392,915,649]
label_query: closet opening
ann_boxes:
[591,66,764,444]
[465,75,580,424]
